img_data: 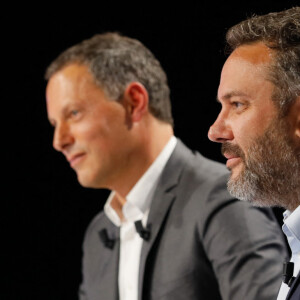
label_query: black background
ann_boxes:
[4,2,298,299]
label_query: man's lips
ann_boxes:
[67,153,86,168]
[223,153,242,168]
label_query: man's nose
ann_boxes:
[208,112,233,143]
[53,122,74,151]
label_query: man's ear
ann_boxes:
[122,82,149,123]
[296,119,300,138]
[294,96,300,138]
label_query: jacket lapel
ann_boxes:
[98,216,120,300]
[286,270,300,300]
[137,140,190,300]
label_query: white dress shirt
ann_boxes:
[104,136,177,300]
[277,205,300,300]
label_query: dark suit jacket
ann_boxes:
[79,140,288,300]
[286,272,300,300]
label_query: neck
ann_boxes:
[110,192,126,221]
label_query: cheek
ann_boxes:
[233,114,271,146]
[232,121,252,148]
[72,120,110,153]
[82,121,127,157]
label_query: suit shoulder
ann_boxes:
[83,210,109,239]
[170,141,235,216]
[174,139,229,180]
[178,147,230,192]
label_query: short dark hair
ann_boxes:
[45,32,173,126]
[226,7,300,115]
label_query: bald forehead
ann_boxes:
[229,42,273,65]
[220,42,274,85]
[218,41,277,104]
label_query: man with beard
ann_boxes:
[208,7,300,300]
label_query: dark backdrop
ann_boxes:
[4,2,297,299]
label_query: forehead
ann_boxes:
[46,63,97,98]
[46,63,109,121]
[218,42,274,98]
[46,63,110,108]
[223,42,273,78]
[230,42,273,64]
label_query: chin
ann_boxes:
[77,172,107,189]
[77,173,96,188]
[229,170,241,181]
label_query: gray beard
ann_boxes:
[226,117,300,211]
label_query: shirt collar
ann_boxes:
[104,136,177,226]
[282,205,300,254]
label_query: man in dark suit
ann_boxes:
[208,7,300,300]
[45,32,287,300]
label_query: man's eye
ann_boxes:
[71,110,79,116]
[69,109,82,120]
[232,102,243,108]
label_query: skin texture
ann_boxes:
[208,42,300,211]
[46,63,173,216]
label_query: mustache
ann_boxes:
[221,142,245,159]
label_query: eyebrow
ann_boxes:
[216,91,250,102]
